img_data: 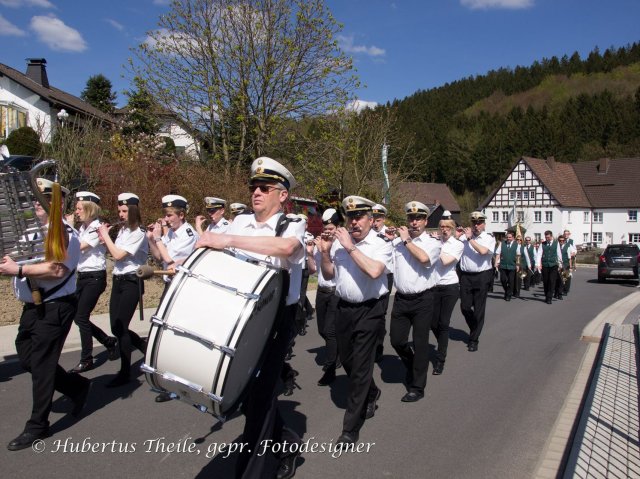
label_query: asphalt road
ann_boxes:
[0,268,636,479]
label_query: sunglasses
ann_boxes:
[471,220,484,225]
[206,207,222,213]
[248,184,282,194]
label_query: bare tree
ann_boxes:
[129,0,358,178]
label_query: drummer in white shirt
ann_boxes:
[147,194,199,403]
[387,201,441,402]
[195,197,230,235]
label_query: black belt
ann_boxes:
[395,290,428,300]
[113,273,138,281]
[317,286,336,294]
[23,294,76,310]
[461,269,492,275]
[337,297,380,307]
[78,271,106,279]
[433,284,459,291]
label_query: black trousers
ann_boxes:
[15,298,87,434]
[295,268,311,332]
[235,304,300,479]
[109,275,146,378]
[315,288,339,368]
[522,269,532,290]
[390,289,433,392]
[431,284,459,362]
[499,268,516,299]
[74,271,109,361]
[336,297,385,435]
[542,265,559,301]
[376,273,394,347]
[459,270,492,344]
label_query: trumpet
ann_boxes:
[519,269,528,280]
[560,267,571,284]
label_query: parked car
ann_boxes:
[0,155,39,172]
[598,244,640,283]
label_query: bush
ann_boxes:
[4,126,41,156]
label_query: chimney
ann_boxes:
[546,156,556,170]
[25,58,49,88]
[597,157,610,174]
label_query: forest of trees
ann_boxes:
[386,42,640,205]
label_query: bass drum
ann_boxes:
[142,248,283,419]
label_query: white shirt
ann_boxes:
[113,227,148,275]
[314,247,336,289]
[434,236,464,285]
[206,219,230,233]
[330,229,393,303]
[536,240,563,269]
[459,231,495,272]
[14,224,80,302]
[78,219,107,272]
[162,222,198,280]
[391,232,441,294]
[227,213,305,306]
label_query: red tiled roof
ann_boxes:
[396,182,461,212]
[523,156,591,207]
[572,157,640,208]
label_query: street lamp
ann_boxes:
[57,109,69,126]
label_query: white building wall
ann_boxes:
[159,120,199,159]
[0,77,53,142]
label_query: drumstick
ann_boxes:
[136,265,177,280]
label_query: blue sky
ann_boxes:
[1,0,639,108]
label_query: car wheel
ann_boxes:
[597,275,605,283]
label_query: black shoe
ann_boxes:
[546,298,553,304]
[467,342,478,352]
[155,392,174,403]
[363,389,381,419]
[505,297,511,302]
[105,374,130,388]
[69,359,94,374]
[336,431,359,445]
[401,391,424,402]
[276,450,302,479]
[557,294,563,300]
[375,344,384,363]
[7,430,48,451]
[71,378,91,417]
[283,370,299,396]
[317,368,336,386]
[104,337,119,361]
[432,360,444,375]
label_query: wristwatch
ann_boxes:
[403,238,412,246]
[347,245,357,254]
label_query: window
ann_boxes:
[522,191,529,200]
[545,211,553,223]
[567,211,572,224]
[502,211,508,222]
[534,233,542,242]
[583,233,589,243]
[534,211,541,223]
[0,104,28,139]
[593,212,603,223]
[629,210,638,222]
[492,211,499,222]
[516,211,524,223]
[583,212,590,223]
[592,232,602,243]
[530,190,536,201]
[629,233,640,244]
[509,191,516,200]
[519,171,525,179]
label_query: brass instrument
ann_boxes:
[519,268,528,280]
[560,267,571,285]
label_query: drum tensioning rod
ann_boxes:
[150,316,236,356]
[140,364,223,404]
[176,265,260,301]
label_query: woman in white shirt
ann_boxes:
[97,193,149,388]
[69,192,118,374]
[431,218,464,375]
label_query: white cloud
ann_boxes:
[30,15,88,52]
[460,0,534,9]
[0,14,26,36]
[0,0,55,8]
[338,35,385,58]
[105,18,124,31]
[346,99,378,113]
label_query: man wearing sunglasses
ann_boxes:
[456,211,495,352]
[195,196,230,235]
[319,195,393,446]
[196,156,305,479]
